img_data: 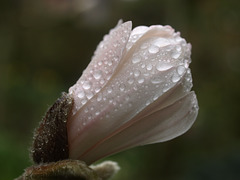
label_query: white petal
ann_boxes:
[79,92,198,164]
[68,24,194,164]
[69,21,132,114]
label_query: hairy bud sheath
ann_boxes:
[32,92,73,164]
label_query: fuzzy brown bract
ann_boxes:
[31,92,73,164]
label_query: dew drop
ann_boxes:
[127,78,134,84]
[163,84,171,93]
[143,73,149,77]
[77,90,85,98]
[184,59,189,68]
[107,87,113,94]
[107,60,113,66]
[83,81,91,90]
[175,36,182,42]
[93,70,102,80]
[153,38,171,47]
[132,57,141,64]
[100,79,105,84]
[86,91,93,99]
[113,56,119,62]
[119,84,126,91]
[95,111,100,116]
[138,78,144,84]
[153,94,159,101]
[121,37,127,43]
[81,99,87,105]
[95,87,101,93]
[176,45,182,52]
[134,69,141,77]
[177,66,185,75]
[171,50,181,59]
[145,100,151,106]
[97,93,102,101]
[148,45,159,54]
[146,64,153,71]
[151,77,162,84]
[171,73,181,82]
[84,108,89,113]
[156,62,173,71]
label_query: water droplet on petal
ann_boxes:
[86,91,93,99]
[171,50,181,59]
[141,64,146,68]
[93,70,102,80]
[127,78,134,84]
[153,94,159,101]
[175,36,183,42]
[83,81,91,90]
[151,77,162,84]
[133,86,138,91]
[146,64,153,71]
[84,108,89,113]
[97,93,102,101]
[145,100,151,106]
[184,59,189,68]
[148,45,159,54]
[176,45,182,52]
[107,87,113,94]
[77,90,85,98]
[107,60,113,66]
[95,111,100,116]
[134,69,141,77]
[100,79,105,84]
[177,66,185,75]
[119,84,126,91]
[172,73,181,82]
[156,62,173,71]
[163,84,171,92]
[132,57,141,64]
[81,99,87,105]
[95,87,101,93]
[138,78,145,84]
[153,38,171,47]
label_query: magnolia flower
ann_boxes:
[17,20,199,180]
[67,21,198,165]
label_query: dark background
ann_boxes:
[1,0,240,179]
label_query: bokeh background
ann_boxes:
[1,0,240,179]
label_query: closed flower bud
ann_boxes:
[67,20,199,165]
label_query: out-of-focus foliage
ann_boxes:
[0,0,240,179]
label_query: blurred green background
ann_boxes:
[1,0,240,179]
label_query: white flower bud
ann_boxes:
[68,20,198,164]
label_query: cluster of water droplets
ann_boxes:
[70,24,192,130]
[69,21,132,115]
